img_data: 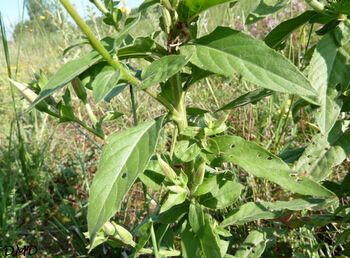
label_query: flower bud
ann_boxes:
[112,222,134,244]
[157,154,177,182]
[71,77,87,103]
[193,161,205,187]
[9,78,50,113]
[103,221,115,235]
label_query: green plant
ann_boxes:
[10,0,350,256]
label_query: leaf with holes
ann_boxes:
[293,121,350,182]
[213,136,336,197]
[88,116,164,246]
[235,230,266,258]
[180,27,315,96]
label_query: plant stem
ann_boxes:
[59,0,138,85]
[142,183,160,258]
[73,118,105,139]
[129,85,138,126]
[92,0,109,15]
[305,0,325,12]
[59,0,174,112]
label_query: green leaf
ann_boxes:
[30,51,101,109]
[157,200,189,224]
[160,191,187,213]
[138,0,160,14]
[305,34,343,134]
[235,230,266,258]
[293,121,350,182]
[181,27,315,96]
[92,69,120,104]
[181,220,202,258]
[189,204,223,257]
[139,55,189,90]
[88,116,164,245]
[264,11,317,49]
[238,0,260,18]
[118,37,166,60]
[217,88,273,112]
[177,0,237,22]
[139,159,165,190]
[133,222,153,257]
[246,0,289,25]
[216,136,335,197]
[194,174,243,209]
[222,198,334,226]
[174,140,201,162]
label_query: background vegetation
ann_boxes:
[0,0,349,256]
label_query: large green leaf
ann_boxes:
[305,34,342,134]
[30,51,101,109]
[214,136,335,197]
[177,0,237,22]
[93,69,120,104]
[139,55,189,89]
[222,198,335,226]
[293,121,350,182]
[88,116,164,244]
[180,27,315,96]
[238,0,260,18]
[264,11,317,49]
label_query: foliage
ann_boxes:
[2,0,350,256]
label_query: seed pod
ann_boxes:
[71,77,87,103]
[157,154,177,182]
[103,221,115,235]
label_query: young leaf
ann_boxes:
[159,191,187,213]
[193,174,243,209]
[180,27,315,96]
[174,140,201,162]
[216,88,273,112]
[88,116,164,245]
[293,121,350,182]
[30,51,101,109]
[177,0,237,22]
[139,55,189,89]
[264,11,317,49]
[92,69,120,104]
[215,136,336,197]
[117,37,166,60]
